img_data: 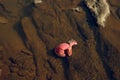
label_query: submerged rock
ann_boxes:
[85,0,110,27]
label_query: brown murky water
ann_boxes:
[0,0,120,80]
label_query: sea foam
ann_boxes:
[85,0,110,27]
[34,0,42,4]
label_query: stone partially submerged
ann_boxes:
[85,0,110,27]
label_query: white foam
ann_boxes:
[72,7,81,12]
[34,0,42,4]
[85,0,110,27]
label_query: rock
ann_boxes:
[0,16,8,23]
[85,0,110,27]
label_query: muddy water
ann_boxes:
[0,0,120,80]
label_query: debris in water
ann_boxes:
[55,39,77,57]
